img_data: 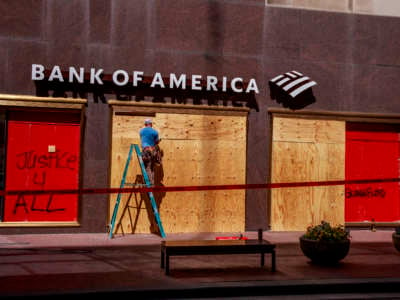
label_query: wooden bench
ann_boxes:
[160,239,276,275]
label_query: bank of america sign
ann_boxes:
[269,71,317,109]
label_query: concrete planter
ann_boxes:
[299,236,350,265]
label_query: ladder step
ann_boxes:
[124,183,147,187]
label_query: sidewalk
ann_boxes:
[0,229,399,299]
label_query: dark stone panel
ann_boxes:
[87,44,145,74]
[89,0,111,44]
[352,13,400,66]
[376,16,400,67]
[182,53,262,80]
[264,45,300,61]
[111,0,147,48]
[351,64,400,113]
[0,40,7,91]
[87,44,113,72]
[80,95,110,232]
[156,0,225,53]
[352,14,380,65]
[82,159,110,188]
[264,7,301,59]
[299,10,353,64]
[45,0,88,44]
[108,46,146,71]
[83,117,110,161]
[80,194,109,233]
[155,0,263,55]
[245,102,270,230]
[83,100,110,161]
[148,51,187,75]
[6,40,47,95]
[301,41,352,64]
[246,189,269,230]
[300,9,353,45]
[46,42,88,70]
[221,3,263,55]
[0,0,43,39]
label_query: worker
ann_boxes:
[139,118,161,185]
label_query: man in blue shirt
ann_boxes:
[139,118,161,185]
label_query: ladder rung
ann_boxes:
[124,183,147,187]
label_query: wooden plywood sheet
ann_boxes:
[273,116,344,144]
[270,116,345,231]
[109,109,246,234]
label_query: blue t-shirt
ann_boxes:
[139,127,159,148]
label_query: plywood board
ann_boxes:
[270,116,345,231]
[109,107,247,234]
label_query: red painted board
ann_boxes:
[4,112,81,222]
[345,123,400,222]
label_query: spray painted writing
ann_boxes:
[16,150,77,170]
[13,194,65,214]
[12,150,78,215]
[345,187,386,199]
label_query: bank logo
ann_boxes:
[269,71,317,110]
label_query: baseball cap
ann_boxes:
[144,118,152,125]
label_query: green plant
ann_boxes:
[303,220,350,242]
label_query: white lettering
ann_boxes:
[133,71,144,86]
[48,65,64,82]
[90,68,104,85]
[30,64,260,94]
[246,79,259,94]
[69,67,84,83]
[222,76,227,92]
[206,76,218,91]
[191,75,202,90]
[170,74,186,90]
[150,72,165,88]
[113,70,129,86]
[231,77,243,93]
[31,64,45,80]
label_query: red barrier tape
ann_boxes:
[0,177,399,196]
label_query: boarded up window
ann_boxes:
[270,116,345,231]
[109,104,248,234]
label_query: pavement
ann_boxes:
[0,229,399,299]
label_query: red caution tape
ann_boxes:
[0,177,399,196]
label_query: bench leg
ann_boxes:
[271,250,276,272]
[165,254,170,275]
[161,248,165,269]
[260,252,265,267]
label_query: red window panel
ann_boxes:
[345,123,400,223]
[4,111,81,222]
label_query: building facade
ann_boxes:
[0,0,399,234]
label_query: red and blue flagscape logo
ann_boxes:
[269,71,317,110]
